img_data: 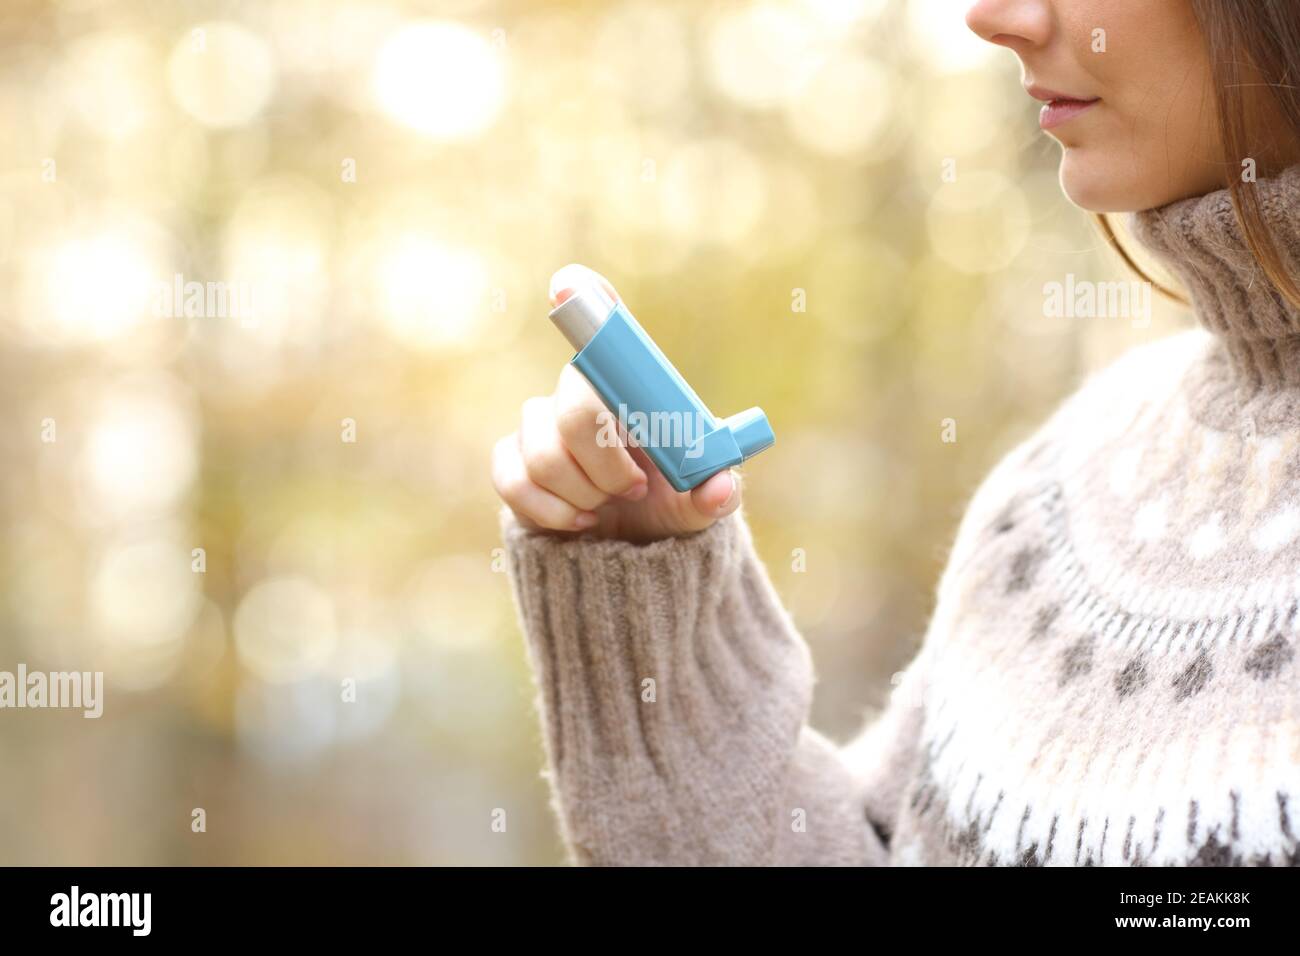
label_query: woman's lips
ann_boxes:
[1039,97,1100,130]
[1025,86,1101,130]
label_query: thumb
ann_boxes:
[687,469,741,524]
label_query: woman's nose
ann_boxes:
[966,0,1051,51]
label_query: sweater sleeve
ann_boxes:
[500,506,892,866]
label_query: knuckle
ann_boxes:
[554,399,597,440]
[523,445,567,488]
[612,472,643,495]
[520,395,550,424]
[491,432,515,461]
[490,437,517,493]
[591,409,623,446]
[575,488,611,511]
[496,471,528,505]
[589,463,638,496]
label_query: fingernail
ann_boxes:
[573,512,599,530]
[620,482,648,501]
[716,474,738,514]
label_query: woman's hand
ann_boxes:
[493,365,741,543]
[492,271,741,544]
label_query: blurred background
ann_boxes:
[0,0,1191,864]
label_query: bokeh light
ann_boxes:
[62,32,161,140]
[221,176,332,341]
[234,576,339,683]
[90,530,200,688]
[706,3,823,109]
[375,234,492,351]
[927,170,1031,274]
[785,53,898,157]
[168,22,277,128]
[906,0,999,73]
[77,381,199,522]
[21,221,168,344]
[372,21,506,140]
[660,139,768,245]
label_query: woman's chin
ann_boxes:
[1056,150,1140,213]
[1058,146,1231,214]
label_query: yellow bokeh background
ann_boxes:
[0,0,1190,864]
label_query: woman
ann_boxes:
[491,0,1300,865]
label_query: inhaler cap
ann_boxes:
[548,269,616,351]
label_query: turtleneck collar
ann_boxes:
[1128,164,1300,391]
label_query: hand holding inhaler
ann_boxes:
[492,264,775,544]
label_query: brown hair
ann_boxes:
[1101,0,1300,307]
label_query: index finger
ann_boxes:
[549,263,620,308]
[553,363,647,498]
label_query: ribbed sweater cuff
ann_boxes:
[500,506,809,766]
[499,506,822,864]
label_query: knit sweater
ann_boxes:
[501,166,1300,866]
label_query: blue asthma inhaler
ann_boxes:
[547,264,775,493]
